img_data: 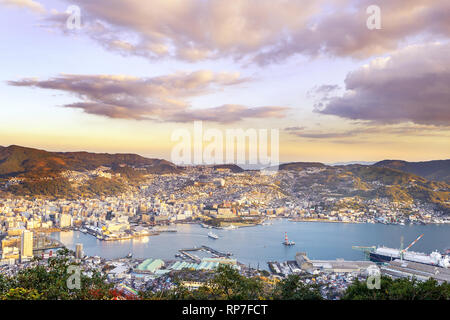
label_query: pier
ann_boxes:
[178,246,232,263]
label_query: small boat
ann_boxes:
[282,232,295,246]
[126,252,133,259]
[208,231,219,239]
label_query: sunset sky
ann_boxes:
[1,0,449,163]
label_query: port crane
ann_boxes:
[400,234,424,260]
[352,234,425,260]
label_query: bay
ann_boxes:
[52,220,450,270]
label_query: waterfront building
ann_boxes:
[20,230,33,261]
[59,213,72,228]
[76,243,84,259]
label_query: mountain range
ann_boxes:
[0,145,180,178]
[0,145,448,182]
[373,159,450,183]
[0,145,448,211]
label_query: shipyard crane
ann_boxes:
[402,234,424,253]
[400,234,424,260]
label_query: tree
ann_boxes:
[1,288,41,300]
[272,274,323,300]
[342,276,450,300]
[1,249,113,300]
[141,265,266,300]
[206,265,264,300]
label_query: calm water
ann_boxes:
[52,220,450,269]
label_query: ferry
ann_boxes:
[208,232,219,239]
[282,232,295,246]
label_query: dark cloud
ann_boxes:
[8,72,288,123]
[316,42,450,126]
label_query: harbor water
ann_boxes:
[52,219,450,269]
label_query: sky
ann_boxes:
[0,0,449,164]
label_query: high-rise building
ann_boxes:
[20,230,33,261]
[75,243,84,260]
[59,213,72,228]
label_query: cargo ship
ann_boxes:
[369,247,450,268]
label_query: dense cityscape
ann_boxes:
[1,162,449,300]
[1,0,450,307]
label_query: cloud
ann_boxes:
[316,42,450,126]
[168,104,289,123]
[284,124,450,140]
[8,71,288,123]
[0,0,45,13]
[253,0,450,64]
[284,126,305,132]
[33,0,450,64]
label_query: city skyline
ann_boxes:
[1,0,449,163]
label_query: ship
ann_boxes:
[369,247,450,268]
[208,232,219,239]
[367,234,450,268]
[282,232,295,246]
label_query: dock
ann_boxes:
[381,260,450,284]
[178,246,232,263]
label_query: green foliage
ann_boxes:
[79,177,128,197]
[272,274,323,300]
[0,249,113,300]
[141,266,323,300]
[206,265,264,300]
[342,276,450,300]
[3,256,450,300]
[7,178,74,198]
[1,288,41,300]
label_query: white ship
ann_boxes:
[370,247,450,268]
[208,231,219,239]
[368,234,450,268]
